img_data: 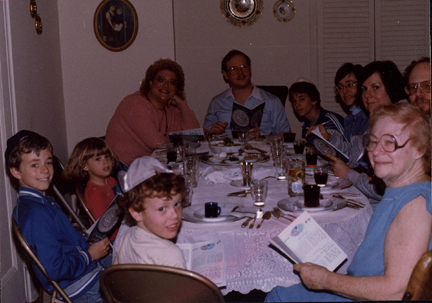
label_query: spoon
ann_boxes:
[256,211,271,228]
[249,209,263,229]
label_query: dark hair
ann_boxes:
[357,61,407,105]
[403,57,430,86]
[61,137,118,186]
[117,173,186,215]
[288,81,321,107]
[334,62,363,104]
[140,58,185,100]
[6,132,53,170]
[221,49,251,72]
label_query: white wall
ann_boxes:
[58,0,175,153]
[173,1,312,136]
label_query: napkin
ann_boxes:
[203,166,274,184]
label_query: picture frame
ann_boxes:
[94,0,138,52]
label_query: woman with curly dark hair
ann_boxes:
[106,59,200,166]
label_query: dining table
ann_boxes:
[118,138,373,295]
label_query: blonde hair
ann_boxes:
[369,103,431,174]
[61,137,118,188]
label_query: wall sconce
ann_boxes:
[29,0,43,35]
[273,0,296,22]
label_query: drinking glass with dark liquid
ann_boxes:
[314,167,328,187]
[293,140,305,154]
[166,143,177,163]
[305,145,318,167]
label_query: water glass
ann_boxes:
[182,142,197,159]
[270,145,285,160]
[251,179,268,207]
[288,159,305,196]
[273,157,288,180]
[182,175,194,208]
[238,129,249,143]
[240,161,253,186]
[183,155,199,187]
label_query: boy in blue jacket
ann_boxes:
[6,130,111,302]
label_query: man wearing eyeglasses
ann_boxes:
[403,57,431,116]
[203,49,291,138]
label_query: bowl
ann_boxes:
[209,157,224,164]
[208,140,244,154]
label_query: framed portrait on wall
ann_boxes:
[94,0,138,52]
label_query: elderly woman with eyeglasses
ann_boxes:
[306,61,407,208]
[266,103,431,302]
[334,63,369,141]
[105,59,200,166]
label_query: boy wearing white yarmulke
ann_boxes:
[113,156,187,268]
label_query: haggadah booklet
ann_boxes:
[270,211,347,272]
[177,237,226,287]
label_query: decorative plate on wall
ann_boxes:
[273,0,296,22]
[220,0,264,28]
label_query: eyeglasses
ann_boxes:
[154,76,178,88]
[405,81,431,95]
[226,64,250,75]
[334,81,357,94]
[363,134,411,153]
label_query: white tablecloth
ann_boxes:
[123,141,373,295]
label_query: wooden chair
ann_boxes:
[257,85,289,107]
[100,264,225,303]
[402,250,432,300]
[12,218,72,303]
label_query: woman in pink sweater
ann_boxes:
[105,59,200,166]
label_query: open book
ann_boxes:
[86,193,124,243]
[310,128,349,160]
[269,211,347,272]
[177,237,226,287]
[230,101,265,132]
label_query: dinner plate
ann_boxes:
[182,203,240,223]
[229,180,250,190]
[277,197,335,212]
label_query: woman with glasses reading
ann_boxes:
[334,62,368,141]
[105,59,200,166]
[266,103,431,302]
[306,60,407,208]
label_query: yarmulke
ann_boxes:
[118,156,173,193]
[4,130,39,166]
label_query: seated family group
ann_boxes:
[7,49,431,302]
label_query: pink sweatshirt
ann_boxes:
[105,91,200,165]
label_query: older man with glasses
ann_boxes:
[403,57,431,116]
[203,49,291,139]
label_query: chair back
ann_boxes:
[257,85,289,107]
[75,185,97,224]
[403,250,432,300]
[12,218,72,303]
[100,264,225,303]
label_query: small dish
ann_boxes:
[230,180,250,190]
[244,155,259,162]
[277,197,335,212]
[209,157,223,164]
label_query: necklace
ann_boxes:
[158,108,168,137]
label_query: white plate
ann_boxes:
[224,158,240,164]
[230,180,250,190]
[209,157,224,164]
[182,203,240,223]
[277,197,335,212]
